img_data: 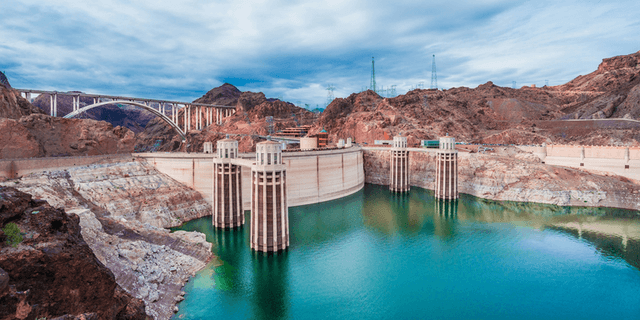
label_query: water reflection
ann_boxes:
[251,251,289,320]
[212,224,246,296]
[171,184,640,319]
[454,194,640,270]
[289,189,364,247]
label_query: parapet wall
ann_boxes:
[136,147,365,208]
[0,154,134,180]
[516,144,640,181]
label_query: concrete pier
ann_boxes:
[435,136,458,200]
[213,137,243,229]
[251,139,289,252]
[389,135,410,192]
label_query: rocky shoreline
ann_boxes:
[364,147,640,213]
[0,186,148,320]
[1,159,214,319]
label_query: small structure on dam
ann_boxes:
[435,135,458,200]
[251,139,289,252]
[212,136,244,228]
[390,135,410,192]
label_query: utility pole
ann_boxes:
[370,57,376,93]
[430,55,438,90]
[326,84,335,107]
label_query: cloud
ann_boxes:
[0,0,639,107]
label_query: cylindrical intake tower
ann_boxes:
[251,139,289,252]
[435,136,458,200]
[390,135,410,192]
[212,136,243,228]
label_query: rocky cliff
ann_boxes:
[135,83,315,153]
[2,160,213,320]
[311,51,640,147]
[0,86,45,120]
[363,148,640,212]
[0,87,137,159]
[555,51,640,120]
[31,92,157,133]
[0,186,147,320]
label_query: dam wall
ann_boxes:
[136,146,365,209]
[516,145,640,181]
[0,154,134,180]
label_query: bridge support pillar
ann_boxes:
[251,138,289,253]
[183,105,188,133]
[390,135,410,192]
[213,136,244,228]
[435,135,458,200]
[49,92,58,117]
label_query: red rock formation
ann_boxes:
[136,84,314,152]
[0,87,45,120]
[31,93,157,133]
[0,87,136,159]
[312,52,640,147]
[0,186,147,320]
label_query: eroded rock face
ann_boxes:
[3,160,213,320]
[16,114,136,157]
[0,86,45,120]
[136,83,314,153]
[0,186,147,320]
[0,86,137,159]
[363,148,640,212]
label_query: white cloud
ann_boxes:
[0,0,639,106]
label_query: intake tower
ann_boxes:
[212,136,243,228]
[389,135,410,192]
[250,139,289,252]
[435,135,458,200]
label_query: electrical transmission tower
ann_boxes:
[266,116,274,135]
[430,54,438,89]
[326,84,335,107]
[370,57,376,93]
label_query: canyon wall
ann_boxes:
[363,147,640,212]
[1,160,213,320]
[0,187,147,320]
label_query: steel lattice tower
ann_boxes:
[326,84,335,107]
[370,57,376,93]
[430,55,438,90]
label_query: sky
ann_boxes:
[1,0,639,109]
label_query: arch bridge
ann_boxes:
[16,89,236,141]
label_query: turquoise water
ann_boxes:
[172,184,640,319]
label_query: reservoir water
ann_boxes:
[172,184,640,319]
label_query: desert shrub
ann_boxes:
[2,223,23,247]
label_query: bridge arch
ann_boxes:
[63,100,187,141]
